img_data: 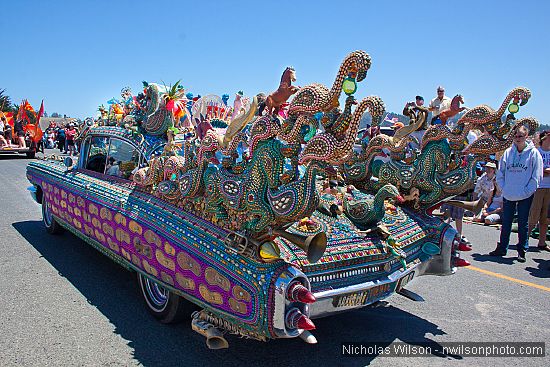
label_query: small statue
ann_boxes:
[265,67,299,115]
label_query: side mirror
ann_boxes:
[64,157,74,170]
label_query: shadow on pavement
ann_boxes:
[525,258,550,279]
[14,220,461,366]
[471,253,516,265]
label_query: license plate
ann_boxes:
[332,283,392,308]
[397,271,415,290]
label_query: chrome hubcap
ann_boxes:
[43,201,53,227]
[144,277,168,310]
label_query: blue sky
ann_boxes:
[2,0,549,123]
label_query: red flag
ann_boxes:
[36,100,44,125]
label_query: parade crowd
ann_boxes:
[408,87,550,263]
[43,121,79,156]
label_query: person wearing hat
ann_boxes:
[403,96,425,112]
[472,161,500,224]
[474,161,498,201]
[428,86,451,125]
[490,125,543,262]
[528,130,550,251]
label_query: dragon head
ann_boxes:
[511,87,531,106]
[378,184,402,202]
[346,50,372,82]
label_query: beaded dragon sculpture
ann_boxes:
[343,87,537,210]
[133,51,391,240]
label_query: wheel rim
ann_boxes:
[43,201,53,227]
[142,276,169,312]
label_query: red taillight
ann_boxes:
[287,281,316,304]
[285,308,316,330]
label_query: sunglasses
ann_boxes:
[514,134,526,138]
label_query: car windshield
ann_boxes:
[105,138,140,180]
[85,136,109,173]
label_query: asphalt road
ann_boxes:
[1,151,549,366]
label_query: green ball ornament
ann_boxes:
[508,103,519,114]
[343,77,357,96]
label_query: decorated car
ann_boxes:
[26,51,536,349]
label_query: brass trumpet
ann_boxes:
[273,229,327,263]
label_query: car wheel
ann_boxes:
[137,273,197,324]
[42,200,64,234]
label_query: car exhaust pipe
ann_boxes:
[191,313,229,350]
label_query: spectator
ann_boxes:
[477,186,503,224]
[403,96,425,111]
[528,130,550,251]
[490,125,543,262]
[0,117,8,147]
[4,119,12,143]
[428,86,451,125]
[46,127,55,149]
[65,123,77,156]
[532,131,541,148]
[13,119,26,148]
[56,125,66,153]
[474,161,497,201]
[443,200,471,250]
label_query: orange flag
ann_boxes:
[28,100,45,143]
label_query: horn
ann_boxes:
[444,197,487,216]
[273,229,327,263]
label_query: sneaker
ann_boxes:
[458,243,472,251]
[517,253,526,263]
[460,236,471,245]
[489,249,506,256]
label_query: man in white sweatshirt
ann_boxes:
[489,125,543,262]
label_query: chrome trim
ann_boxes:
[309,262,420,319]
[272,266,310,338]
[416,226,457,276]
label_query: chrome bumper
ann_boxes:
[309,262,420,319]
[416,226,457,276]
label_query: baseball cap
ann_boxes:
[484,162,497,169]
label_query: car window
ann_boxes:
[85,136,109,173]
[105,138,141,180]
